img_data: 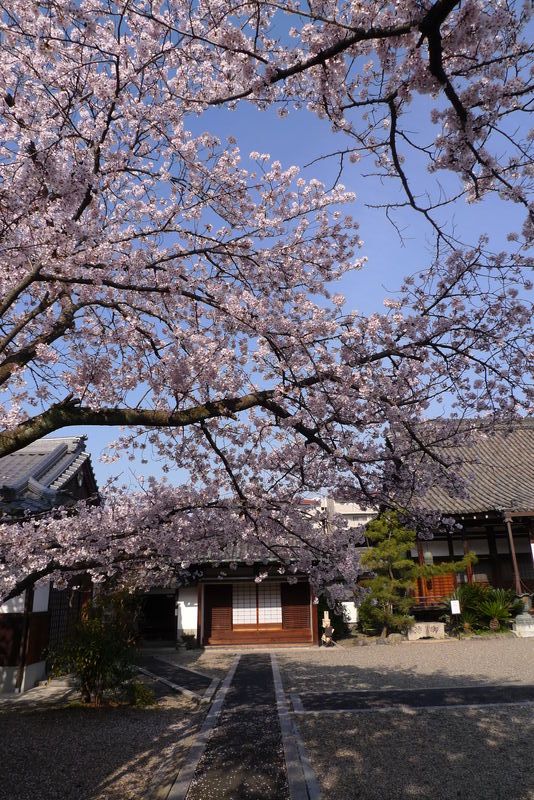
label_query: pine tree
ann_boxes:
[358,513,475,637]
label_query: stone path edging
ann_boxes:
[137,667,207,702]
[291,700,534,716]
[164,655,241,800]
[271,654,321,800]
[151,653,321,800]
[150,656,216,680]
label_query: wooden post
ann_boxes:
[529,519,534,571]
[487,525,502,587]
[417,541,426,605]
[504,514,522,596]
[15,587,33,693]
[462,534,474,584]
[196,583,203,647]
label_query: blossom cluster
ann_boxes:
[0,1,532,597]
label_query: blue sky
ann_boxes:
[51,96,526,490]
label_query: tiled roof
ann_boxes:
[202,540,280,564]
[417,419,534,515]
[0,436,97,516]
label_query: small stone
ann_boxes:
[387,633,404,644]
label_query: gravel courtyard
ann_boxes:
[0,649,235,800]
[0,691,197,800]
[2,641,534,800]
[278,638,534,800]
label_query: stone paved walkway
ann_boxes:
[185,654,290,800]
[294,683,534,712]
[139,655,213,695]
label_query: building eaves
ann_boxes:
[0,435,98,516]
[416,419,534,515]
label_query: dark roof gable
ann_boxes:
[0,436,98,517]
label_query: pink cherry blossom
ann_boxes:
[0,1,532,601]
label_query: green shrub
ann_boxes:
[457,609,478,633]
[357,512,475,637]
[447,584,523,633]
[477,588,523,630]
[505,591,525,618]
[121,680,157,707]
[49,591,140,706]
[452,582,489,611]
[358,596,414,636]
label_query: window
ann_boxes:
[232,583,256,625]
[258,582,282,623]
[231,582,282,626]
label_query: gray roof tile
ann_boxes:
[0,436,97,516]
[417,419,534,514]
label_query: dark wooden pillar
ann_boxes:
[504,514,523,596]
[487,526,502,587]
[15,587,33,693]
[197,583,203,647]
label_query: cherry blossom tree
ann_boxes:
[0,0,532,600]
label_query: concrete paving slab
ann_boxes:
[296,684,534,712]
[186,654,290,800]
[139,656,213,695]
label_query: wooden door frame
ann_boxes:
[201,578,314,645]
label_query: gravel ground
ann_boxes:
[0,679,202,800]
[279,639,534,800]
[141,647,236,679]
[0,650,237,800]
[4,642,534,800]
[297,706,534,800]
[277,637,534,692]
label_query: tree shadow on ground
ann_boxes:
[0,685,201,800]
[0,647,236,800]
[278,648,534,800]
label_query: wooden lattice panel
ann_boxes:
[281,582,310,629]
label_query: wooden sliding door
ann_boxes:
[203,584,232,642]
[203,580,313,645]
[281,582,310,629]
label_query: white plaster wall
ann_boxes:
[496,537,510,554]
[177,586,198,636]
[411,541,450,559]
[341,601,358,624]
[0,592,25,614]
[21,661,46,693]
[0,662,47,694]
[470,539,490,555]
[427,541,451,558]
[453,540,465,557]
[0,667,18,693]
[32,581,50,613]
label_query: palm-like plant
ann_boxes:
[450,585,523,632]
